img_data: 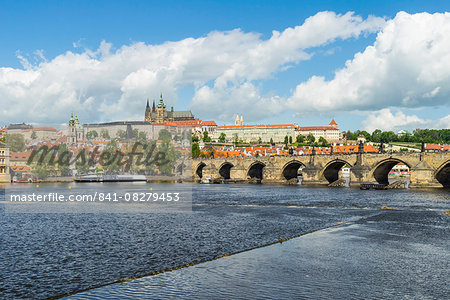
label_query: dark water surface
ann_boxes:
[1,183,449,299]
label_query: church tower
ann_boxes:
[329,119,338,129]
[68,113,77,145]
[155,93,167,123]
[145,99,152,122]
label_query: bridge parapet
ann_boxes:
[192,152,450,188]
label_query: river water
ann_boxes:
[1,183,449,299]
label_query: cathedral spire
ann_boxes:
[146,98,150,108]
[152,100,156,112]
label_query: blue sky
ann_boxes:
[1,0,449,131]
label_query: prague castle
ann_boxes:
[65,94,215,145]
[145,93,194,124]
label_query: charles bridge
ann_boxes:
[190,150,450,188]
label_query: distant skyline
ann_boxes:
[1,0,449,132]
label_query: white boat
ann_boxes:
[75,174,147,182]
[201,176,212,184]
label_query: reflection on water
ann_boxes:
[0,183,449,299]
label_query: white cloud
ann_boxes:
[288,11,450,113]
[0,11,384,125]
[362,108,450,132]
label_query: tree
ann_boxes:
[138,131,147,140]
[284,136,289,145]
[75,161,90,175]
[289,136,293,144]
[116,129,126,139]
[100,129,110,139]
[371,129,382,143]
[157,141,179,175]
[57,143,71,176]
[86,130,98,140]
[318,136,329,147]
[192,135,199,143]
[158,129,172,142]
[233,133,239,144]
[306,133,315,144]
[132,128,139,139]
[296,134,305,143]
[218,133,226,143]
[102,140,121,174]
[32,164,49,179]
[5,134,25,152]
[192,143,200,158]
[270,137,274,145]
[258,137,262,144]
[202,131,211,142]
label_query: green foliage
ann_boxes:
[57,143,71,176]
[5,134,25,152]
[116,129,126,139]
[100,129,110,139]
[306,133,315,144]
[158,129,172,142]
[233,133,239,144]
[32,164,50,179]
[132,128,139,139]
[192,142,200,158]
[192,135,199,143]
[289,136,293,144]
[138,131,147,140]
[284,136,289,145]
[101,139,121,174]
[341,128,450,144]
[202,131,211,142]
[318,136,329,147]
[258,137,262,144]
[270,137,274,144]
[296,134,305,143]
[157,141,179,175]
[86,130,98,140]
[75,161,91,175]
[218,133,226,143]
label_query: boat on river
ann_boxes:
[75,174,147,182]
[360,183,388,190]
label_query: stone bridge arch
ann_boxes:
[195,162,206,179]
[321,159,352,184]
[435,160,450,187]
[371,158,411,185]
[282,160,306,181]
[247,161,266,180]
[219,162,234,179]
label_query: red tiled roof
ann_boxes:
[10,150,33,161]
[425,144,441,150]
[297,126,337,131]
[11,165,31,172]
[218,124,296,129]
[201,121,217,126]
[34,126,57,131]
[329,119,337,126]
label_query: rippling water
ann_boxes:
[0,183,449,299]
